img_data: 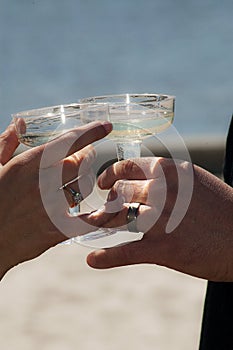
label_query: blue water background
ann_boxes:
[0,0,233,136]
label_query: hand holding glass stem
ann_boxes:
[78,93,175,247]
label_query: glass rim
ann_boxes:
[80,93,175,102]
[12,102,109,119]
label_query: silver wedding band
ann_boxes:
[126,202,141,232]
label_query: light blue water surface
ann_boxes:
[0,0,233,136]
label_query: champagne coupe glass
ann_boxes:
[13,103,108,147]
[13,102,109,244]
[77,93,175,248]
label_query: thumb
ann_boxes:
[86,241,145,269]
[0,123,19,165]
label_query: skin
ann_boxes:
[0,121,112,280]
[86,158,233,282]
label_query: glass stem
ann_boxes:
[115,141,142,160]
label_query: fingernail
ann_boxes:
[102,122,112,133]
[88,207,105,218]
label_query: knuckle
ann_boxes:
[123,159,138,176]
[9,156,31,176]
[155,157,178,180]
[0,129,12,143]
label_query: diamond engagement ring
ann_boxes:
[61,184,83,206]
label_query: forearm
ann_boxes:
[162,167,233,281]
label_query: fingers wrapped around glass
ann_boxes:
[12,94,175,248]
[12,103,110,245]
[76,93,175,247]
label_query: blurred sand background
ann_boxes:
[0,244,206,350]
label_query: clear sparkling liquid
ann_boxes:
[19,130,69,147]
[16,114,81,147]
[109,110,174,141]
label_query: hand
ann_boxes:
[0,121,112,280]
[86,157,233,282]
